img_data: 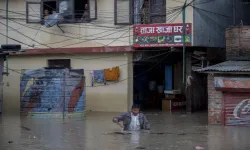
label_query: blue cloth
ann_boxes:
[44,13,61,27]
[92,70,106,86]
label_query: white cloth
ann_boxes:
[129,113,140,131]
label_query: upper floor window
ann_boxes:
[26,0,97,25]
[114,0,166,25]
[47,59,71,68]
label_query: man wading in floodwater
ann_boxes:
[113,104,150,131]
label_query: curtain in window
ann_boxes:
[134,0,144,24]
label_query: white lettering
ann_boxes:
[156,27,164,33]
[174,26,183,33]
[156,26,173,33]
[165,26,173,33]
[140,27,155,34]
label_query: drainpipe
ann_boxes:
[5,0,9,75]
[233,0,236,25]
[182,0,187,85]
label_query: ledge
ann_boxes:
[11,46,134,55]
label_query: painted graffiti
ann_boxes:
[20,68,85,114]
[233,99,250,119]
[225,94,250,126]
[214,77,250,89]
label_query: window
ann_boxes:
[114,0,132,25]
[114,0,166,25]
[48,59,71,68]
[149,0,166,23]
[26,0,97,24]
[26,2,42,23]
[74,0,97,21]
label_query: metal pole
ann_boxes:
[62,72,66,122]
[6,0,8,44]
[233,0,236,25]
[5,55,8,75]
[182,0,187,85]
[5,0,9,75]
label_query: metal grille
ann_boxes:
[20,68,85,119]
[224,93,250,126]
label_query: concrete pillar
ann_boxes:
[185,52,192,113]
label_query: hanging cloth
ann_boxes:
[91,70,106,86]
[104,66,120,81]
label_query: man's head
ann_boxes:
[131,104,140,116]
[44,9,49,15]
[85,4,88,9]
[52,10,56,14]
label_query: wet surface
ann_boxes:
[0,111,250,150]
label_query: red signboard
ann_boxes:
[171,98,186,110]
[133,23,192,48]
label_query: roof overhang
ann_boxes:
[11,46,134,55]
[196,71,250,74]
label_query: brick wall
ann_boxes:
[207,74,223,124]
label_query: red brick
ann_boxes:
[207,75,223,125]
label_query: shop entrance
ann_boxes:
[133,63,165,110]
[133,51,184,111]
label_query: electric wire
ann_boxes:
[0,1,189,70]
[192,6,226,36]
[0,6,185,63]
[0,6,183,46]
[3,51,173,87]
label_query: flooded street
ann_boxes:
[0,111,250,150]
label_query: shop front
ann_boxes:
[199,61,250,126]
[215,77,250,126]
[133,23,192,112]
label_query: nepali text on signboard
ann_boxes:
[133,23,192,48]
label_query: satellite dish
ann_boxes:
[43,13,63,28]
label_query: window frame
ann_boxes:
[26,0,97,24]
[26,1,42,24]
[113,0,167,25]
[114,0,133,25]
[148,0,166,24]
[47,59,71,69]
[88,0,97,20]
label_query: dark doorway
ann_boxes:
[43,1,57,14]
[74,0,88,19]
[133,63,165,111]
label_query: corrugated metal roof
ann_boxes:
[197,61,250,72]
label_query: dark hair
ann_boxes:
[132,104,140,109]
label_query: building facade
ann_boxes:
[0,0,249,114]
[199,26,250,126]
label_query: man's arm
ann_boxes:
[142,114,150,130]
[113,112,127,122]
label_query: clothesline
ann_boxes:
[91,66,120,86]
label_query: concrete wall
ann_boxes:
[3,52,133,114]
[166,0,194,44]
[207,74,223,124]
[0,0,132,49]
[0,0,195,48]
[166,0,193,24]
[193,0,250,48]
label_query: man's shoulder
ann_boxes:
[120,112,131,116]
[139,112,146,117]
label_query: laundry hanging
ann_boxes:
[104,66,120,81]
[91,70,106,86]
